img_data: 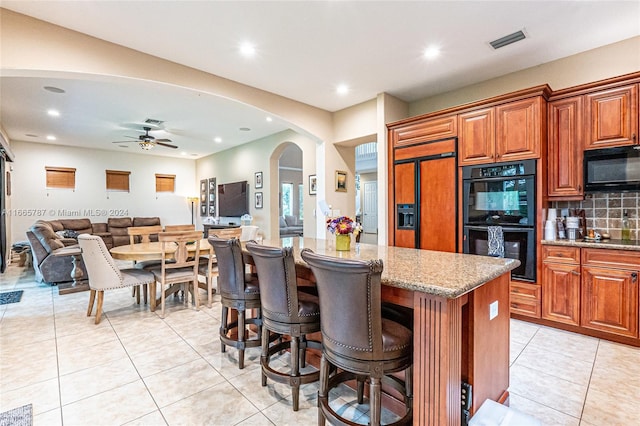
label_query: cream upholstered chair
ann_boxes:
[77,234,156,324]
[151,230,202,318]
[164,224,195,232]
[240,225,259,242]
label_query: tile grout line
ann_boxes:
[51,285,65,426]
[579,338,601,424]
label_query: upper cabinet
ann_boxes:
[585,84,638,149]
[459,97,544,166]
[548,96,584,198]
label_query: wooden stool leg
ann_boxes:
[135,286,140,304]
[318,355,329,426]
[238,309,246,369]
[291,336,300,411]
[261,326,269,386]
[143,284,148,305]
[220,306,228,352]
[357,377,365,404]
[370,377,381,426]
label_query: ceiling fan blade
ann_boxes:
[112,140,138,144]
[123,135,140,140]
[156,141,178,149]
[155,138,172,143]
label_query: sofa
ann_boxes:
[26,217,162,284]
[26,220,87,285]
[279,215,303,237]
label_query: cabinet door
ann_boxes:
[496,97,542,162]
[458,108,495,166]
[581,266,638,338]
[548,96,584,198]
[419,156,456,252]
[542,262,581,325]
[585,84,638,149]
[393,162,416,248]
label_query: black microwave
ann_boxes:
[584,145,640,193]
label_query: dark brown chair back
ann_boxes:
[300,249,384,362]
[208,236,247,299]
[245,242,301,324]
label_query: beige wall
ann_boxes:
[410,36,640,116]
[10,141,196,243]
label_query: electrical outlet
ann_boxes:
[489,301,499,320]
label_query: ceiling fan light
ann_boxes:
[139,141,154,150]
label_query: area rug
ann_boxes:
[0,290,23,305]
[0,404,32,426]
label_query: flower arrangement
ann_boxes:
[326,216,363,236]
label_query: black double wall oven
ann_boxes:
[462,160,536,282]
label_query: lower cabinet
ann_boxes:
[510,281,541,317]
[582,266,638,338]
[540,245,640,342]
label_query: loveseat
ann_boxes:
[26,217,162,284]
[279,215,303,237]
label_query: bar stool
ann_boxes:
[300,249,413,426]
[246,242,322,411]
[208,236,262,369]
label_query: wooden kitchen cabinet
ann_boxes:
[581,248,639,338]
[542,246,581,325]
[585,84,638,149]
[459,97,543,165]
[547,96,584,198]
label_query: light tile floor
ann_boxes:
[1,262,639,425]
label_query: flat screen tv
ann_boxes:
[217,181,249,217]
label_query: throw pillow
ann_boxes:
[63,229,79,239]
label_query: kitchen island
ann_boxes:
[262,237,520,426]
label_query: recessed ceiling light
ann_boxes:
[214,137,222,143]
[25,134,38,138]
[46,135,56,141]
[266,116,273,122]
[43,86,65,94]
[47,109,60,117]
[239,42,256,57]
[239,127,251,132]
[423,45,441,60]
[336,84,349,95]
[191,153,198,156]
[181,152,187,156]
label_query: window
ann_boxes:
[106,170,130,192]
[298,184,303,220]
[45,166,75,189]
[281,182,293,216]
[155,174,175,192]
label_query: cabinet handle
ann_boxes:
[571,271,580,276]
[632,273,638,283]
[633,133,637,144]
[578,184,582,191]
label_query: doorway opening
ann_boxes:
[355,142,377,245]
[278,144,304,237]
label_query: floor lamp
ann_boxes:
[187,196,199,225]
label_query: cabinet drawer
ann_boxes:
[510,282,540,300]
[510,295,541,318]
[542,246,580,264]
[582,248,640,269]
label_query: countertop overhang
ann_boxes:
[264,237,520,299]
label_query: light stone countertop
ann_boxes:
[261,237,520,299]
[541,239,640,251]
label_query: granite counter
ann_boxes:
[542,239,640,251]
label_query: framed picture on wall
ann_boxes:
[200,204,207,216]
[255,192,263,209]
[335,170,347,192]
[199,179,208,216]
[255,171,263,189]
[309,175,317,195]
[207,177,216,217]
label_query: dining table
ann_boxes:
[110,238,212,311]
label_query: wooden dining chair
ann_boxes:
[208,227,242,239]
[164,224,195,232]
[151,230,202,318]
[127,225,163,244]
[197,239,217,308]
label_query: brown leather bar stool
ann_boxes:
[246,242,322,411]
[208,236,262,369]
[301,249,413,426]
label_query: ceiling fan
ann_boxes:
[112,126,178,150]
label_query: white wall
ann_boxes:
[10,141,196,243]
[196,129,317,240]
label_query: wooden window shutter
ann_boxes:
[45,166,76,189]
[155,174,175,192]
[106,170,131,191]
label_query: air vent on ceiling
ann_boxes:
[144,118,164,126]
[490,30,526,49]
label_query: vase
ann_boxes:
[335,234,351,251]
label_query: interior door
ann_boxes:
[419,156,456,252]
[0,156,6,273]
[362,181,377,233]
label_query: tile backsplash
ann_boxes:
[550,192,639,241]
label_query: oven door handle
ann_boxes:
[463,175,533,183]
[464,225,531,233]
